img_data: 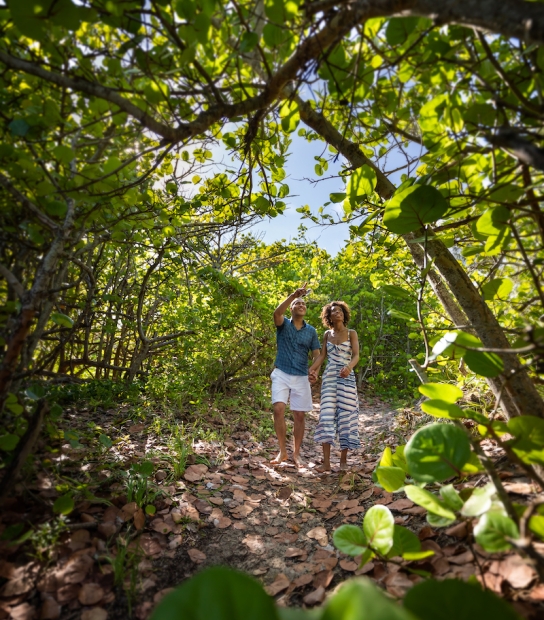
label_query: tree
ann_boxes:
[2,0,544,418]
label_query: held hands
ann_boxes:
[308,368,318,384]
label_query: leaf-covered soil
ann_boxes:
[1,393,543,619]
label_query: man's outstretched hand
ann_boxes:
[293,282,308,298]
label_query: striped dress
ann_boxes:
[314,337,360,450]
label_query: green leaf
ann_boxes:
[239,31,259,53]
[529,515,544,541]
[0,434,20,451]
[507,416,544,447]
[387,525,421,558]
[145,504,156,515]
[53,494,74,516]
[279,100,300,133]
[363,505,395,555]
[426,512,455,528]
[439,484,464,511]
[388,308,417,322]
[51,312,74,328]
[404,577,521,620]
[431,331,504,377]
[150,566,278,620]
[0,523,25,541]
[376,466,406,492]
[9,119,30,136]
[380,285,414,300]
[404,486,456,520]
[474,511,519,553]
[137,461,155,476]
[380,446,393,467]
[322,577,415,620]
[476,206,510,237]
[383,184,449,234]
[420,400,464,420]
[99,433,113,449]
[53,145,75,165]
[329,192,346,203]
[460,483,495,517]
[464,350,504,377]
[333,524,368,556]
[418,383,462,403]
[346,165,377,209]
[481,278,513,301]
[405,423,471,482]
[385,17,420,45]
[44,200,68,218]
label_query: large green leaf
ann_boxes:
[322,577,417,620]
[363,505,395,555]
[420,400,464,420]
[386,525,422,559]
[51,312,74,328]
[333,524,368,556]
[431,331,503,377]
[404,486,456,520]
[474,511,519,552]
[507,416,544,447]
[404,578,520,620]
[0,434,20,451]
[385,17,420,45]
[439,484,464,511]
[346,165,377,209]
[476,206,510,237]
[418,383,462,403]
[383,184,449,234]
[460,483,495,517]
[151,567,278,620]
[376,466,405,492]
[481,278,513,301]
[53,494,74,516]
[380,285,415,300]
[405,424,471,482]
[463,350,504,378]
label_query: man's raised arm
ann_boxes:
[273,283,308,326]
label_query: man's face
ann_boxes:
[290,298,307,316]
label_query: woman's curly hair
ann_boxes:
[321,301,351,328]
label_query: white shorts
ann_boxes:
[271,368,313,412]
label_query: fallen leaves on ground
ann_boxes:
[2,394,543,620]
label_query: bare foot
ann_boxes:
[316,463,331,473]
[270,452,288,465]
[339,461,348,470]
[293,453,305,468]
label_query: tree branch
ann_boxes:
[0,264,25,300]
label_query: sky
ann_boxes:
[248,130,422,256]
[251,132,349,256]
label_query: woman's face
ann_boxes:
[330,304,345,324]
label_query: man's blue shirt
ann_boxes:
[275,317,320,376]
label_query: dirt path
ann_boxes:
[125,396,468,618]
[3,395,541,619]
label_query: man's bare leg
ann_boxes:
[339,448,349,470]
[270,402,288,464]
[317,443,331,472]
[292,410,305,467]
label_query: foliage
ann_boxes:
[150,566,519,620]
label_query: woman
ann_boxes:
[309,301,360,472]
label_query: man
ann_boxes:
[270,283,320,467]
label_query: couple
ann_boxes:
[270,284,360,472]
